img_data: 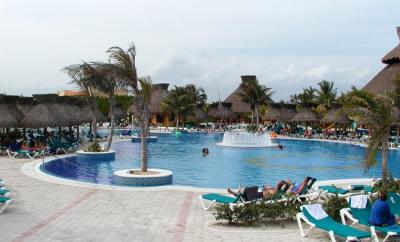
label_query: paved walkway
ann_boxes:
[0,156,369,242]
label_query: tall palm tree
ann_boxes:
[136,77,152,172]
[239,77,273,124]
[316,80,337,116]
[63,62,101,142]
[161,86,196,128]
[92,65,121,151]
[184,84,207,108]
[344,87,395,183]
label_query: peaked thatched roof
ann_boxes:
[0,95,25,128]
[363,27,400,95]
[392,107,400,124]
[279,107,296,121]
[80,105,107,123]
[150,83,169,113]
[21,104,66,128]
[382,27,400,64]
[113,105,127,118]
[188,108,208,122]
[224,86,251,113]
[208,102,234,119]
[321,108,351,124]
[16,97,35,116]
[291,108,320,122]
[263,106,281,121]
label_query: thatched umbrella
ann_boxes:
[263,106,281,121]
[54,96,86,126]
[188,108,208,122]
[279,107,296,122]
[113,105,127,119]
[363,27,400,94]
[291,107,321,122]
[0,95,25,128]
[20,94,67,128]
[208,102,234,120]
[16,96,35,117]
[80,105,107,123]
[0,96,22,128]
[321,108,351,124]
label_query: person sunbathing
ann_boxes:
[227,180,290,199]
[286,176,312,195]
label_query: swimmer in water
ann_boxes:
[202,147,209,156]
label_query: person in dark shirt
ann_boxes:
[369,191,399,226]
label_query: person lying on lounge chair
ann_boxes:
[227,180,289,199]
[286,176,313,195]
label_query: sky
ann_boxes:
[0,0,399,102]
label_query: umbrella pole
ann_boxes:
[397,124,399,143]
[59,126,62,140]
[77,125,80,139]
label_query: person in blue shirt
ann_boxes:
[369,191,399,227]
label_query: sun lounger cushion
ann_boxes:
[202,193,239,204]
[319,185,348,195]
[0,196,10,203]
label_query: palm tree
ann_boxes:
[63,62,101,142]
[161,85,196,128]
[344,87,395,183]
[316,80,337,116]
[184,84,207,108]
[239,77,273,124]
[136,77,152,172]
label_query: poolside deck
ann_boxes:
[0,156,368,242]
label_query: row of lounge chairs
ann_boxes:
[0,179,12,214]
[5,137,80,159]
[298,193,400,242]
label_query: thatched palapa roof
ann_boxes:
[188,108,208,122]
[224,85,251,113]
[291,107,320,122]
[263,106,281,121]
[321,108,351,124]
[208,102,234,119]
[0,95,25,128]
[150,83,169,113]
[363,27,400,95]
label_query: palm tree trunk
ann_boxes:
[105,96,116,151]
[140,118,148,172]
[176,115,179,129]
[251,110,254,124]
[382,133,389,182]
[255,106,259,124]
[88,89,97,142]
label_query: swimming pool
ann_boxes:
[41,133,400,189]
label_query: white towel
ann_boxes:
[304,204,328,220]
[350,195,368,209]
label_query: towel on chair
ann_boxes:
[304,204,328,220]
[351,195,368,209]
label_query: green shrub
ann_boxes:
[85,141,103,152]
[321,194,348,221]
[373,179,400,193]
[213,200,299,226]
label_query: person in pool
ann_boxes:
[202,147,209,156]
[369,191,399,227]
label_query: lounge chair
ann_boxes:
[0,189,10,197]
[7,149,45,159]
[0,196,12,214]
[297,203,374,242]
[320,185,373,198]
[293,178,322,203]
[340,195,399,242]
[199,186,259,211]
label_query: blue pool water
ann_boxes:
[42,133,400,188]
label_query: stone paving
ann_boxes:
[0,156,382,242]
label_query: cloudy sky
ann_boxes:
[0,0,399,102]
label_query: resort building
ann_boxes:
[224,76,253,122]
[148,83,171,126]
[363,26,400,94]
[57,89,129,97]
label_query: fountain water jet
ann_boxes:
[217,131,277,148]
